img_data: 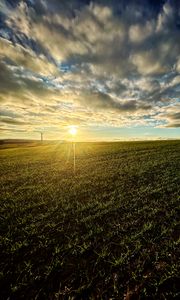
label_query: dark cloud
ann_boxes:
[156,103,180,128]
[166,123,180,127]
[0,0,180,135]
[0,117,30,125]
[166,112,180,121]
[76,91,152,112]
[170,112,180,120]
[0,108,21,118]
[5,0,20,8]
[0,126,26,132]
[0,61,22,94]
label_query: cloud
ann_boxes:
[0,38,58,76]
[129,21,154,43]
[166,123,180,127]
[156,103,180,128]
[74,90,152,113]
[0,116,31,125]
[0,0,180,138]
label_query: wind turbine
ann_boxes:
[40,132,43,142]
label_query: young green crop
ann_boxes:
[0,140,179,299]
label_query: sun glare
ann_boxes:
[69,126,77,136]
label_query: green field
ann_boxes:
[0,141,180,299]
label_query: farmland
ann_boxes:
[0,140,180,299]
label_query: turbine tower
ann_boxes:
[41,132,43,142]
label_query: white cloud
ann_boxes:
[129,21,154,43]
[0,0,179,137]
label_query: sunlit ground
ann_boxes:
[0,140,179,299]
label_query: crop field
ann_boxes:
[0,140,180,299]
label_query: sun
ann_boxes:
[69,126,77,136]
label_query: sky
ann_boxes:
[0,0,180,141]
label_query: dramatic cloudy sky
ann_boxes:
[0,0,180,140]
